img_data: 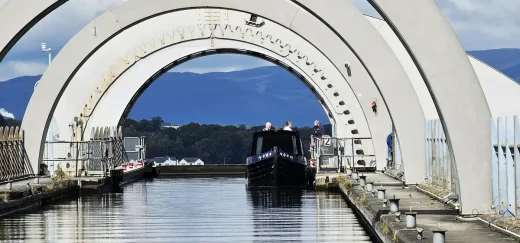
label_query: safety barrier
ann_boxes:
[310,136,376,173]
[491,116,520,217]
[426,120,457,193]
[42,126,125,177]
[0,126,34,181]
[426,116,520,216]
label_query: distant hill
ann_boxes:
[468,49,520,81]
[1,49,519,124]
[0,66,329,126]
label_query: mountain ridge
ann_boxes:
[0,49,518,124]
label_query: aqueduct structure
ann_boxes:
[1,0,520,216]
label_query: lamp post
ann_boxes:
[41,42,52,65]
[34,43,52,89]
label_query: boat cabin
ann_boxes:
[249,130,304,157]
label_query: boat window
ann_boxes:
[262,135,279,153]
[277,135,294,154]
[292,136,298,155]
[256,136,263,154]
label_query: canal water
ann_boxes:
[0,178,373,242]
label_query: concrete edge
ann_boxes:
[0,184,79,219]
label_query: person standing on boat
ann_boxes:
[283,121,292,131]
[263,122,272,131]
[313,120,325,138]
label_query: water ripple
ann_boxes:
[0,177,372,243]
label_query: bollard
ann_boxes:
[122,163,127,171]
[432,229,447,243]
[5,182,12,190]
[389,197,400,213]
[395,211,401,222]
[137,159,143,167]
[371,190,376,197]
[346,168,353,176]
[33,177,40,184]
[383,199,388,207]
[366,183,373,192]
[377,188,386,200]
[359,175,367,187]
[405,212,417,228]
[416,228,424,240]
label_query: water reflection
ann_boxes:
[0,178,372,242]
[247,187,303,207]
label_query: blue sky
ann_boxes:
[0,0,518,82]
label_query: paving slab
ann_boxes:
[335,173,519,242]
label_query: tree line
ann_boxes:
[0,114,21,128]
[0,114,331,164]
[123,116,331,164]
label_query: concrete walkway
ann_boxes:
[342,172,518,242]
[0,177,53,193]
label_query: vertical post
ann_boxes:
[506,116,516,215]
[514,115,520,218]
[498,117,507,211]
[492,117,499,209]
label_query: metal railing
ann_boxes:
[0,126,34,182]
[43,136,125,177]
[310,136,376,173]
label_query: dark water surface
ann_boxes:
[0,178,373,242]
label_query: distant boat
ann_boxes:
[246,129,307,187]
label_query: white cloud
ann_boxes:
[435,0,520,50]
[171,66,245,74]
[0,61,46,81]
[350,0,520,50]
[0,108,15,119]
[8,0,127,56]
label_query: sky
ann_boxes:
[0,0,518,82]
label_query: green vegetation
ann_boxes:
[0,114,21,127]
[2,191,9,203]
[123,116,332,163]
[333,176,352,190]
[380,221,391,235]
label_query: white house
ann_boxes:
[179,157,204,165]
[153,157,177,166]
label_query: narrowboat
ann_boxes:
[246,129,307,187]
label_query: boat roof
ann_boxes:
[253,129,300,135]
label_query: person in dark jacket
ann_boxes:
[386,133,393,168]
[313,120,326,138]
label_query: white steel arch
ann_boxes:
[21,0,428,187]
[369,0,492,214]
[50,9,377,167]
[0,0,498,213]
[86,42,346,139]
